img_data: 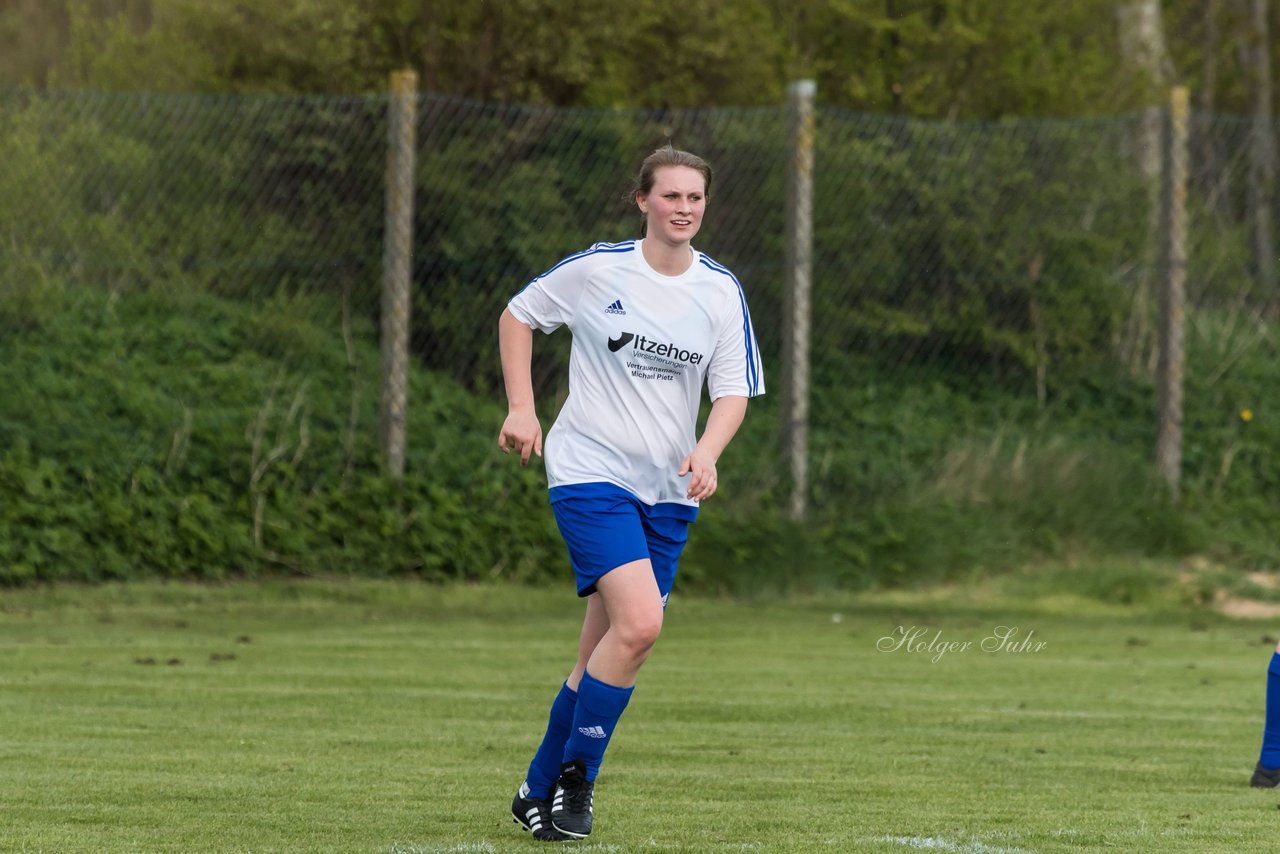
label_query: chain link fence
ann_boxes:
[0,83,1276,580]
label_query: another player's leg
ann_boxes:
[1253,641,1280,787]
[512,595,610,840]
[553,559,663,839]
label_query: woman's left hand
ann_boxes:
[678,450,719,501]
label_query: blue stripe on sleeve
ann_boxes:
[698,255,760,396]
[510,241,636,301]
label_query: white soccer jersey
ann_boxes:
[507,239,765,508]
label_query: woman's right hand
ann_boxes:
[498,407,543,465]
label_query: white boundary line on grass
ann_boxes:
[872,835,1035,854]
[390,845,628,854]
[390,837,1031,853]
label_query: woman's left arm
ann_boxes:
[679,395,749,501]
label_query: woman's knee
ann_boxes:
[615,609,664,657]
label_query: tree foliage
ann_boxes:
[0,0,1275,117]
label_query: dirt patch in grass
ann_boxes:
[1213,590,1280,620]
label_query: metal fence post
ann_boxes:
[783,79,816,521]
[1246,0,1276,293]
[380,70,417,479]
[1156,86,1188,496]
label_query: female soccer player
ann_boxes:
[498,146,764,841]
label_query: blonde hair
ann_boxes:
[629,146,713,236]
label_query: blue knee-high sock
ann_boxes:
[1260,653,1280,769]
[563,670,633,782]
[524,682,578,800]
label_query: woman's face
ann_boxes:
[637,165,706,248]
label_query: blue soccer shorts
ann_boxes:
[549,482,697,603]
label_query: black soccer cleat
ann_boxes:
[1252,762,1280,788]
[512,784,571,841]
[551,759,595,839]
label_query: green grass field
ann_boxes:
[2,575,1278,853]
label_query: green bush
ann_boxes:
[682,381,1202,597]
[0,283,560,584]
[0,277,1275,591]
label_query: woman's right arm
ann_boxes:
[497,308,543,465]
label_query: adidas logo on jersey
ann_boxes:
[577,725,607,739]
[604,299,626,315]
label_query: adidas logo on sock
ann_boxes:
[577,725,607,738]
[604,299,626,315]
